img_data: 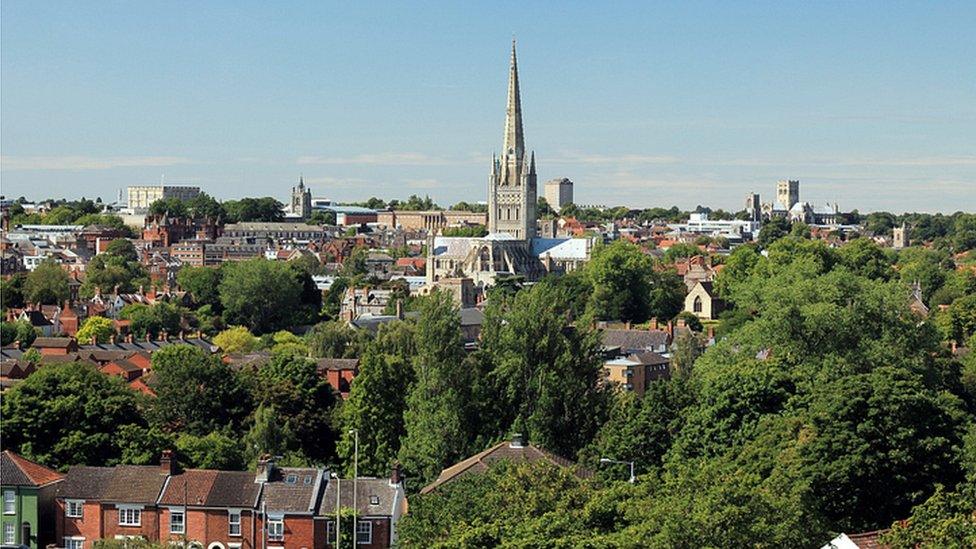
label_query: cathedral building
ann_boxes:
[290,176,312,219]
[426,41,590,289]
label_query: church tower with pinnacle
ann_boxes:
[488,39,537,240]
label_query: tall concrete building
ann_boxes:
[776,180,800,210]
[544,178,574,211]
[291,176,312,219]
[487,40,537,240]
[127,185,200,211]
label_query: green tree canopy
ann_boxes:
[219,259,302,333]
[25,259,70,305]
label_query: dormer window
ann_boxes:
[285,474,297,485]
[369,495,379,505]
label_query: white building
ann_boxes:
[544,178,574,211]
[126,185,200,211]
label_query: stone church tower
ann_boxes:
[488,40,537,240]
[291,176,312,219]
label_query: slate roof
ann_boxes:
[1,450,64,487]
[627,351,670,366]
[319,478,401,517]
[32,337,75,348]
[421,440,591,494]
[601,329,670,352]
[315,358,360,373]
[208,471,262,508]
[530,237,589,260]
[261,468,323,514]
[459,307,484,327]
[78,338,218,354]
[58,465,167,503]
[158,470,219,506]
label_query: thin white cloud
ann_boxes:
[547,152,680,166]
[405,178,441,189]
[710,155,976,168]
[0,155,192,171]
[296,153,467,167]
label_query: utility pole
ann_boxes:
[350,429,359,547]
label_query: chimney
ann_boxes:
[509,433,525,448]
[624,321,631,329]
[126,333,134,344]
[649,318,658,330]
[255,454,276,483]
[159,450,175,475]
[145,332,152,343]
[179,330,186,340]
[667,321,674,337]
[390,462,403,487]
[676,318,686,328]
[159,331,168,342]
[707,326,715,341]
[109,334,116,345]
[395,298,404,320]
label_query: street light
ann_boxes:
[349,429,359,547]
[330,472,340,549]
[599,457,636,483]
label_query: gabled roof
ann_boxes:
[58,465,167,503]
[261,467,323,514]
[601,329,669,352]
[319,478,402,517]
[32,337,75,348]
[1,450,64,487]
[315,358,360,373]
[420,439,590,495]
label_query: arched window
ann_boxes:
[693,296,703,313]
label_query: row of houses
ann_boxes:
[2,451,406,549]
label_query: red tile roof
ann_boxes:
[1,450,64,487]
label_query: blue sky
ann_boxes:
[2,1,974,212]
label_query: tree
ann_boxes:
[0,319,37,347]
[242,404,297,466]
[475,280,610,458]
[177,266,223,309]
[121,302,182,339]
[148,345,251,435]
[1,272,28,310]
[81,240,149,297]
[307,210,337,225]
[583,240,654,322]
[662,243,705,263]
[757,217,790,248]
[537,197,554,218]
[148,197,189,218]
[186,192,225,222]
[25,260,69,305]
[175,431,246,470]
[76,316,115,344]
[837,238,895,281]
[219,259,302,333]
[223,197,284,223]
[398,291,471,486]
[306,321,370,358]
[1,362,146,469]
[249,353,339,463]
[213,326,261,353]
[337,348,412,476]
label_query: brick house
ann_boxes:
[56,459,171,549]
[1,450,64,549]
[157,469,261,549]
[317,467,407,549]
[254,461,325,549]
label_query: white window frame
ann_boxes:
[168,508,185,534]
[4,522,16,544]
[64,536,85,549]
[66,499,84,518]
[118,506,143,527]
[267,518,284,541]
[228,510,241,537]
[356,521,372,544]
[2,490,14,514]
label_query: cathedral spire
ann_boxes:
[503,38,524,159]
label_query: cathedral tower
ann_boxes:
[488,40,537,239]
[291,176,312,219]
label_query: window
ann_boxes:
[325,521,335,542]
[228,511,241,536]
[2,490,14,514]
[356,521,372,544]
[119,507,142,526]
[693,296,703,313]
[4,523,15,544]
[66,500,84,518]
[267,518,284,541]
[169,509,185,534]
[65,537,85,549]
[285,474,297,485]
[369,495,379,505]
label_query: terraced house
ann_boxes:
[1,451,64,549]
[53,453,406,549]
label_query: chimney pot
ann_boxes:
[390,461,403,486]
[160,449,175,475]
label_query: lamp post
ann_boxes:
[599,457,636,483]
[330,472,340,549]
[349,429,359,547]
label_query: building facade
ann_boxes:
[543,178,573,211]
[776,179,800,211]
[127,186,201,211]
[291,177,313,220]
[1,451,64,549]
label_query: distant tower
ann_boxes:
[488,39,537,240]
[291,176,312,219]
[745,193,761,222]
[776,180,800,210]
[544,178,574,212]
[893,222,909,249]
